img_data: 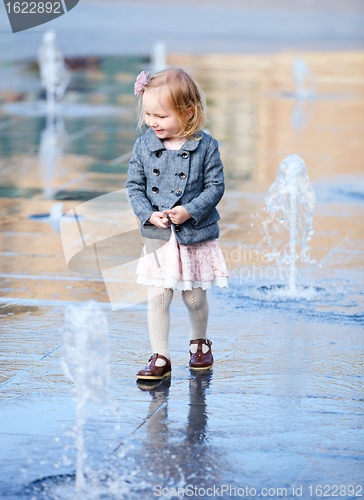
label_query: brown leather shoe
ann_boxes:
[189,339,213,370]
[136,353,171,380]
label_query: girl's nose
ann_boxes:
[149,117,158,128]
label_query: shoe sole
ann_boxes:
[136,370,171,380]
[189,364,213,370]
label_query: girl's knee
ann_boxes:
[182,288,207,309]
[148,286,173,308]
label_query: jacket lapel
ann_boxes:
[144,128,202,152]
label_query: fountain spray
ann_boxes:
[263,154,316,296]
[60,300,110,491]
[37,30,70,113]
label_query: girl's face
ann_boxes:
[143,87,182,141]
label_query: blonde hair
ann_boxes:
[137,68,207,139]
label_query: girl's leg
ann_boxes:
[182,287,213,368]
[147,285,174,363]
[182,287,209,342]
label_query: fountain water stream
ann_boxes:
[151,41,167,73]
[60,300,110,492]
[38,30,71,113]
[292,57,316,98]
[262,154,316,297]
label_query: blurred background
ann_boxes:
[0,0,363,301]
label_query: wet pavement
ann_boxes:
[0,14,364,500]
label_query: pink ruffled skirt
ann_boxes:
[136,227,229,291]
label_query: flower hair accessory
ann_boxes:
[134,71,149,96]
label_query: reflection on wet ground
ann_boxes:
[0,51,363,498]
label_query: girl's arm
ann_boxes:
[182,138,225,225]
[125,139,155,227]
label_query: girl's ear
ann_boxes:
[186,107,194,120]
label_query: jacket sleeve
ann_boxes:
[125,138,154,226]
[182,138,225,225]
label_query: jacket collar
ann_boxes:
[144,128,201,152]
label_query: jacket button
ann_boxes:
[175,224,181,232]
[175,189,182,196]
[156,151,162,158]
[152,186,159,193]
[179,172,186,180]
[181,151,189,159]
[153,168,160,176]
[152,204,159,211]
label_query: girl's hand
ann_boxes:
[163,206,191,225]
[148,212,169,228]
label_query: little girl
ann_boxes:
[125,68,229,380]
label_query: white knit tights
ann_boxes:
[182,288,209,341]
[147,286,209,361]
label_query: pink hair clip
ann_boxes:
[134,71,150,96]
